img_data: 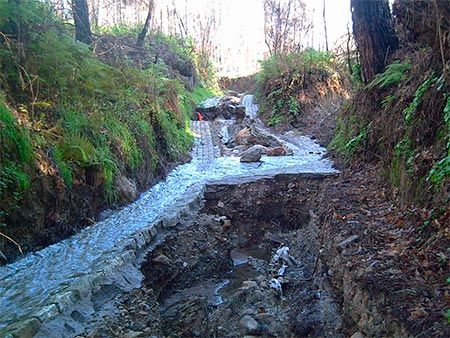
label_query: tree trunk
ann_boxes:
[351,0,398,83]
[323,0,329,51]
[71,0,92,44]
[137,0,156,47]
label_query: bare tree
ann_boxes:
[137,0,156,47]
[263,0,308,55]
[71,0,93,44]
[351,0,398,83]
[323,0,329,51]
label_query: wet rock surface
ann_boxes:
[240,145,263,162]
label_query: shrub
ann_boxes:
[0,101,33,225]
[256,49,342,126]
[0,0,213,230]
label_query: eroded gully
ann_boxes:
[0,95,338,337]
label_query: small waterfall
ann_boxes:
[241,94,258,119]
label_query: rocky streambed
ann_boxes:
[78,173,343,338]
[1,94,346,338]
[3,93,435,338]
[72,94,346,337]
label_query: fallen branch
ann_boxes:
[0,231,23,255]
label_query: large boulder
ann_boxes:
[240,145,263,162]
[115,175,138,203]
[235,127,256,146]
[235,125,283,148]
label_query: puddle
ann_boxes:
[155,246,271,308]
[162,279,225,307]
[216,247,270,302]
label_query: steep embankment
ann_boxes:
[0,2,214,262]
[242,5,449,335]
[323,2,450,336]
[255,49,349,146]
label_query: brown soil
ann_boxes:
[319,160,449,337]
[219,75,259,94]
[77,160,449,338]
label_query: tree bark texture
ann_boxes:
[351,0,398,83]
[137,0,156,47]
[72,0,92,44]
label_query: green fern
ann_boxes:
[345,122,372,153]
[427,91,450,186]
[94,145,119,202]
[367,61,411,89]
[381,94,397,108]
[105,117,143,170]
[56,131,95,165]
[403,75,438,124]
[52,147,73,185]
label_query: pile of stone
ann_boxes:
[196,93,294,162]
[195,94,245,120]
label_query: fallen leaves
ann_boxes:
[320,162,450,336]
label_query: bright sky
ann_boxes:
[154,0,353,76]
[215,0,352,76]
[307,0,352,49]
[94,0,352,76]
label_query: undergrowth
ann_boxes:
[256,49,343,126]
[367,60,411,89]
[428,91,450,186]
[0,100,33,227]
[331,54,450,203]
[0,0,216,243]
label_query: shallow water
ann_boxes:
[0,95,338,329]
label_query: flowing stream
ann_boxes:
[0,95,338,334]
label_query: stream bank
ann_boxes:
[75,166,450,338]
[3,92,446,337]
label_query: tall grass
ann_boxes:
[0,0,211,214]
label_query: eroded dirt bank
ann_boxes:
[22,93,446,338]
[79,173,346,338]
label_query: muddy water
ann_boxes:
[217,247,270,301]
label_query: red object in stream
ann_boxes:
[197,112,203,121]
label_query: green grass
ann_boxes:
[256,49,341,126]
[0,0,215,218]
[0,101,33,225]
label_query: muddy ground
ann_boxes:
[78,174,345,338]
